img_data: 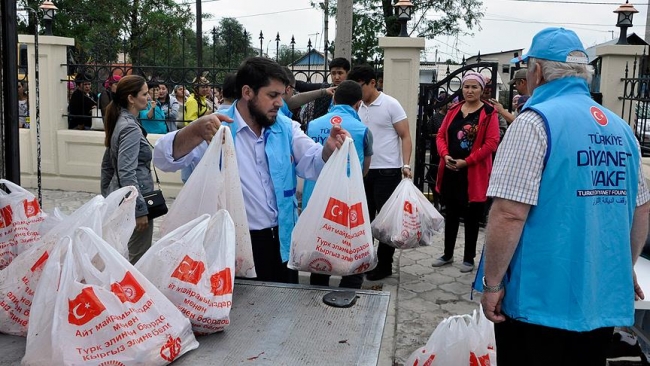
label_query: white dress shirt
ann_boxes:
[153,105,326,230]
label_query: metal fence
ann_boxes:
[62,32,332,130]
[619,49,650,156]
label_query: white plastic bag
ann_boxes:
[0,190,135,337]
[371,178,444,249]
[289,138,376,276]
[23,227,198,366]
[102,186,138,258]
[37,207,67,237]
[137,212,236,335]
[0,180,46,269]
[405,308,495,366]
[161,125,255,278]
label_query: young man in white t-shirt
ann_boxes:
[347,65,412,281]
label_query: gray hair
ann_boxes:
[529,51,593,84]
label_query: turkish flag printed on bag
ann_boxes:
[171,255,206,285]
[68,287,106,326]
[323,198,349,226]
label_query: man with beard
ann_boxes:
[153,57,349,284]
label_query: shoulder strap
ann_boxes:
[135,120,162,189]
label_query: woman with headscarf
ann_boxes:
[431,71,500,273]
[183,76,212,126]
[99,74,121,116]
[100,75,154,264]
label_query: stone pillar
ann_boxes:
[596,44,646,122]
[378,37,425,168]
[18,35,74,186]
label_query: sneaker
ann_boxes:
[431,256,453,267]
[460,262,475,273]
[606,330,643,362]
[365,268,392,281]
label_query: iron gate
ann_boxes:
[620,49,650,156]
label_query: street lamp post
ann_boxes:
[259,31,264,57]
[614,0,638,45]
[275,32,280,62]
[39,0,57,36]
[290,35,296,70]
[394,0,414,37]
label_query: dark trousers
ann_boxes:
[443,201,485,264]
[364,168,403,271]
[495,316,613,366]
[248,226,298,284]
[309,273,364,289]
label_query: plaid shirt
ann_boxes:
[487,110,650,206]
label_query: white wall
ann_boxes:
[18,35,184,197]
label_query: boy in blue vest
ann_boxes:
[481,27,650,365]
[302,80,374,289]
[153,57,349,284]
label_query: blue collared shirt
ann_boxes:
[153,103,326,230]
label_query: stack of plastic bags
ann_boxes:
[405,306,496,366]
[0,185,201,365]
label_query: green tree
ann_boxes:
[277,45,306,66]
[17,0,193,65]
[210,17,256,70]
[313,0,484,63]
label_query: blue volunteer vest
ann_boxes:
[221,103,298,262]
[502,77,640,331]
[302,105,367,210]
[279,100,293,119]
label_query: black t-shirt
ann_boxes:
[441,105,484,203]
[447,105,483,160]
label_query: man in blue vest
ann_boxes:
[153,57,348,284]
[302,80,374,289]
[480,27,650,365]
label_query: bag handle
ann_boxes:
[319,137,354,181]
[135,122,163,191]
[0,179,32,196]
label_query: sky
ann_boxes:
[190,0,649,63]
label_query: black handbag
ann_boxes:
[142,188,168,219]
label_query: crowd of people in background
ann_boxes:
[57,55,539,287]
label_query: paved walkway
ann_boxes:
[35,188,483,366]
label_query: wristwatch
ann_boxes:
[482,276,504,293]
[402,164,411,170]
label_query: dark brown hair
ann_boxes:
[104,75,146,147]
